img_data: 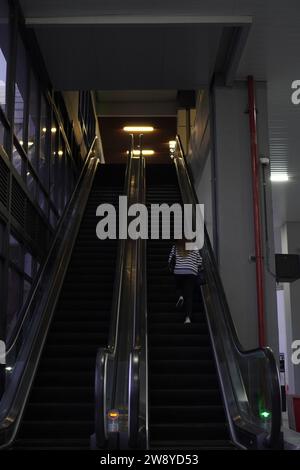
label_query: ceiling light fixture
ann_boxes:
[51,127,57,134]
[123,126,154,133]
[126,150,155,156]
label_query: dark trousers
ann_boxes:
[175,274,197,319]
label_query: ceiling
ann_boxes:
[28,24,222,90]
[99,116,176,164]
[96,90,178,116]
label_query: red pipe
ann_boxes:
[247,76,266,347]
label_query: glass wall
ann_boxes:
[0,0,97,342]
[0,0,9,112]
[14,35,27,148]
[6,233,39,337]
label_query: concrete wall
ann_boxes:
[177,108,196,155]
[188,90,213,241]
[214,82,278,353]
[281,222,300,395]
[189,82,279,356]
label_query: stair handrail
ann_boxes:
[173,135,283,450]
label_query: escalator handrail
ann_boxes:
[106,138,133,354]
[174,135,282,449]
[95,140,148,449]
[94,137,135,448]
[128,148,149,449]
[5,136,98,355]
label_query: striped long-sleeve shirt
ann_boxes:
[168,245,202,276]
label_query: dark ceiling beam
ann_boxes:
[213,22,252,86]
[25,15,252,26]
[96,100,178,117]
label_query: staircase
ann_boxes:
[14,164,125,450]
[146,164,232,450]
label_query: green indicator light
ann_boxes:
[260,410,271,419]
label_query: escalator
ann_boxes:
[91,140,282,451]
[13,164,125,450]
[146,164,232,449]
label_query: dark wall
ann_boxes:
[99,116,176,164]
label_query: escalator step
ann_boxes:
[150,405,226,423]
[17,421,94,439]
[150,388,222,405]
[149,373,219,389]
[29,387,93,403]
[150,423,229,441]
[14,438,90,450]
[150,439,234,450]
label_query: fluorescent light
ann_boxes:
[19,140,24,146]
[51,127,57,134]
[27,171,31,176]
[123,126,154,133]
[270,173,289,182]
[42,127,47,133]
[139,150,154,156]
[126,150,155,156]
[28,141,34,147]
[58,150,63,156]
[169,140,176,148]
[5,367,13,372]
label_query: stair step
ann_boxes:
[34,371,94,387]
[150,439,234,450]
[39,357,97,371]
[150,405,225,423]
[17,421,94,439]
[14,438,90,450]
[50,321,109,333]
[150,373,219,389]
[24,403,93,420]
[149,359,215,374]
[47,332,107,345]
[29,387,93,403]
[150,346,212,359]
[149,334,210,347]
[150,423,228,441]
[150,389,222,405]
